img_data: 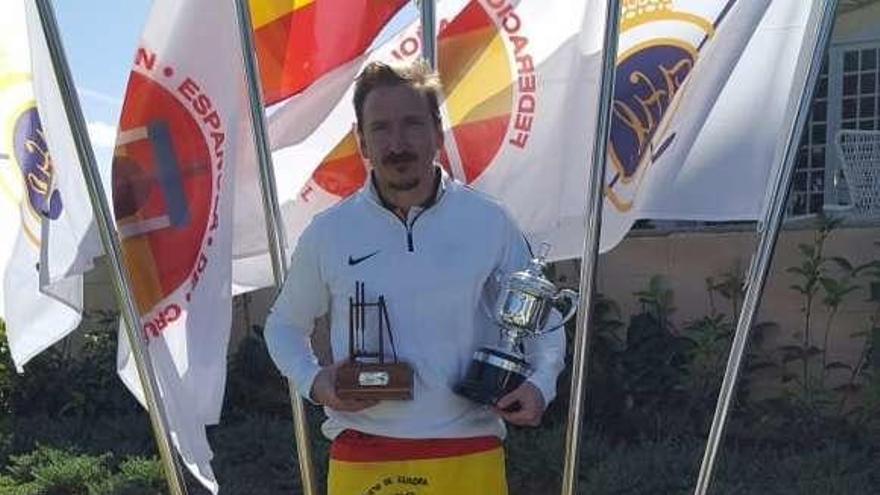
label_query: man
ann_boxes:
[265,61,565,494]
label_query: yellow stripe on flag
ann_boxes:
[442,32,511,125]
[121,236,164,314]
[248,0,314,29]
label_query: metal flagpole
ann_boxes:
[693,2,839,494]
[560,1,621,494]
[32,1,189,494]
[416,0,438,69]
[231,1,318,494]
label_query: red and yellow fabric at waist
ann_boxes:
[328,430,509,495]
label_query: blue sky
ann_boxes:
[54,0,152,167]
[52,0,416,170]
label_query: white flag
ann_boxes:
[111,0,253,491]
[0,0,100,370]
[263,0,602,258]
[593,0,816,253]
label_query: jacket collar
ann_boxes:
[361,165,451,216]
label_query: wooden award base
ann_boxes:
[335,361,414,401]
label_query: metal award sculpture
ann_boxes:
[336,281,414,400]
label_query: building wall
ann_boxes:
[836,1,880,44]
[554,223,879,381]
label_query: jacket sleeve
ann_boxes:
[492,210,567,406]
[264,221,329,401]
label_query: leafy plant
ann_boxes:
[784,216,839,403]
[679,312,732,423]
[0,445,165,495]
[6,310,138,419]
[588,276,696,440]
[840,242,880,428]
[706,263,746,318]
[224,327,292,418]
[550,292,625,428]
[0,319,13,418]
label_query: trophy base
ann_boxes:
[336,361,414,401]
[455,347,532,406]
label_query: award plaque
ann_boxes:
[335,281,413,401]
[455,244,579,406]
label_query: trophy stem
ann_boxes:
[499,329,520,354]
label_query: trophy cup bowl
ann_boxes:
[455,244,578,406]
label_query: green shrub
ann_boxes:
[1,311,139,420]
[209,414,316,495]
[224,331,292,418]
[0,445,165,495]
[506,422,567,494]
[3,414,155,466]
[0,320,15,418]
[91,457,166,495]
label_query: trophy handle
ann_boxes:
[543,289,579,333]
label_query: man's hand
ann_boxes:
[493,381,545,427]
[310,361,379,412]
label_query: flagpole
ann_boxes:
[560,1,620,494]
[31,1,188,494]
[231,1,319,494]
[693,2,838,494]
[416,0,437,68]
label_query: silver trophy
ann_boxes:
[455,243,579,406]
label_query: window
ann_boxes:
[788,57,830,217]
[836,46,880,204]
[788,42,880,218]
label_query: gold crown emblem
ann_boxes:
[621,0,674,22]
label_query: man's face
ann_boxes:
[357,84,443,193]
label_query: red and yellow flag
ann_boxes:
[250,0,407,104]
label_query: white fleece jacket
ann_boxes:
[264,169,565,440]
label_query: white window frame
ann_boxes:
[788,39,880,221]
[818,41,880,220]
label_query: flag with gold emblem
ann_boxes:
[593,0,816,252]
[0,0,99,370]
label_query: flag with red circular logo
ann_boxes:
[111,1,257,492]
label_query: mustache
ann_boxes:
[382,151,417,165]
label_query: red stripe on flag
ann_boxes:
[312,147,366,197]
[439,0,492,38]
[330,430,501,462]
[254,0,407,105]
[450,114,510,183]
